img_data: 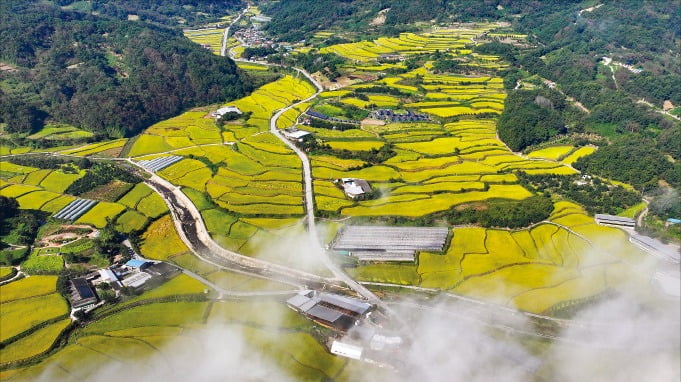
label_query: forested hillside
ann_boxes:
[0,1,247,137]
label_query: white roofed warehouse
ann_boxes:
[332,225,450,263]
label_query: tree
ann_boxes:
[0,196,19,218]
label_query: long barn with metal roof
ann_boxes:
[332,225,450,262]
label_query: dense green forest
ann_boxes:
[573,136,680,191]
[85,0,243,26]
[518,172,642,215]
[0,1,247,137]
[497,89,567,151]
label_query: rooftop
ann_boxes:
[333,226,450,253]
[341,178,372,197]
[122,272,152,288]
[330,341,363,360]
[283,129,312,139]
[214,106,242,116]
[286,290,372,329]
[125,259,149,268]
[594,214,636,224]
[71,278,95,300]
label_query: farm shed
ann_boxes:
[121,272,152,288]
[97,268,122,288]
[286,290,372,331]
[340,178,372,200]
[70,277,98,309]
[146,262,181,278]
[212,106,242,118]
[282,128,312,142]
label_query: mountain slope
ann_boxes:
[0,1,247,137]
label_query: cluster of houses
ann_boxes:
[305,110,361,125]
[69,259,180,311]
[369,109,430,122]
[234,26,275,48]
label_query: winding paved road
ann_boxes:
[133,163,344,291]
[268,68,385,306]
[220,6,247,57]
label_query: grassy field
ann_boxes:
[20,250,64,274]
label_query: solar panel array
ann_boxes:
[333,226,450,253]
[137,156,183,172]
[53,199,98,221]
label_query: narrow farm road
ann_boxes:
[220,6,248,57]
[268,68,386,306]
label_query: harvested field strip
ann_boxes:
[561,146,597,165]
[526,145,574,160]
[0,319,71,365]
[341,185,532,217]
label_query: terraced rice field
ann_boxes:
[320,25,501,61]
[346,203,646,313]
[129,76,320,268]
[59,139,127,157]
[138,215,190,261]
[308,28,577,219]
[561,146,597,165]
[526,145,574,161]
[184,28,224,55]
[0,276,69,343]
[5,296,357,381]
[1,159,169,239]
[26,124,93,141]
[127,111,223,157]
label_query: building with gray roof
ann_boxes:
[594,214,636,228]
[332,225,450,262]
[286,290,373,331]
